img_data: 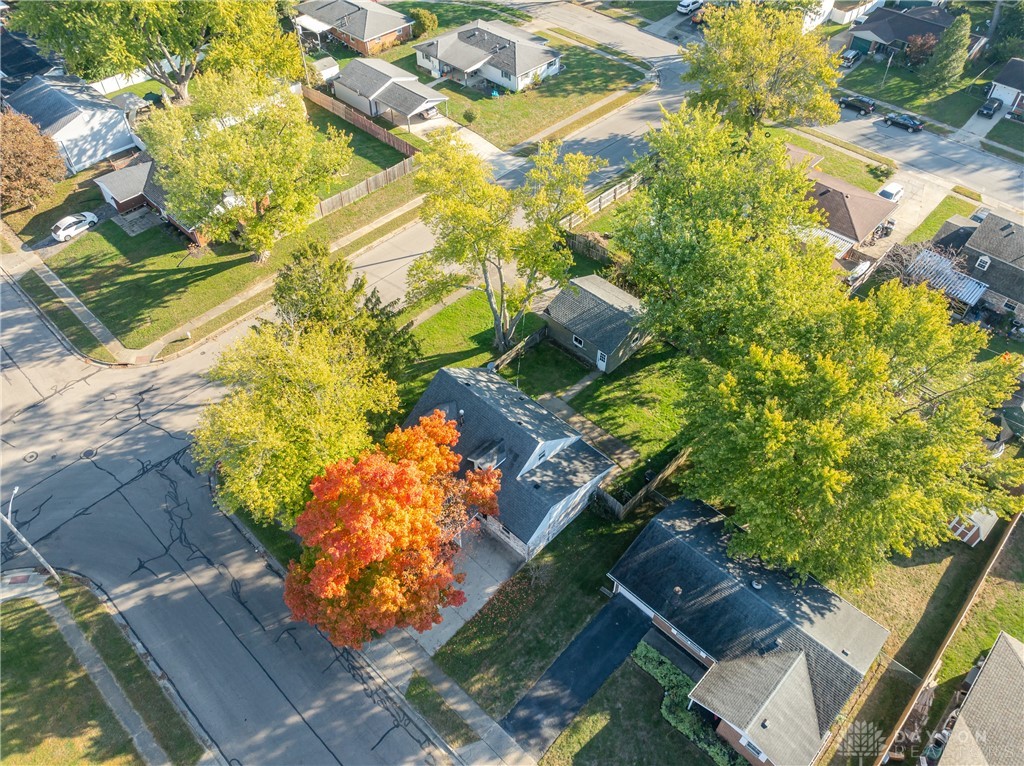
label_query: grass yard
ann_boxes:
[925,520,1023,732]
[985,117,1024,152]
[977,332,1024,362]
[108,79,165,101]
[433,502,664,719]
[233,507,303,568]
[541,658,715,766]
[304,98,407,198]
[774,129,885,192]
[840,59,990,128]
[4,164,109,247]
[605,1,679,22]
[389,1,524,27]
[404,673,478,750]
[0,597,141,766]
[19,271,117,363]
[499,340,590,397]
[905,195,978,243]
[58,579,205,765]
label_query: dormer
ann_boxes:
[517,434,577,479]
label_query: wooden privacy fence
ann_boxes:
[302,86,419,157]
[313,157,415,218]
[565,231,612,263]
[561,173,643,230]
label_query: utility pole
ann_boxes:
[1,487,60,582]
[881,49,895,88]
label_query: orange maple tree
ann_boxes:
[284,410,501,648]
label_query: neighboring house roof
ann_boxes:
[414,20,559,77]
[807,170,898,243]
[609,501,889,766]
[811,227,858,259]
[939,631,1024,765]
[964,213,1024,302]
[544,275,643,353]
[94,153,181,226]
[110,92,149,111]
[295,0,412,41]
[405,367,614,545]
[906,249,989,306]
[0,29,60,96]
[932,214,978,254]
[336,57,446,116]
[852,6,955,44]
[994,57,1024,92]
[5,74,121,136]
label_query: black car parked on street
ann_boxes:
[883,112,924,132]
[838,95,876,115]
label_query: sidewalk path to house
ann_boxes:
[538,393,639,468]
[0,571,178,766]
[501,595,649,759]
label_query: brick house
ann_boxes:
[294,0,413,57]
[960,212,1024,321]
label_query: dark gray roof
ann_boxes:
[995,57,1024,92]
[295,0,411,42]
[414,20,559,78]
[543,275,642,353]
[337,58,446,115]
[405,367,614,545]
[852,6,955,44]
[94,153,178,224]
[932,215,978,254]
[0,29,60,96]
[609,502,889,766]
[939,631,1024,766]
[964,213,1024,302]
[5,74,121,135]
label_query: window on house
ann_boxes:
[977,256,991,271]
[501,69,511,79]
[742,738,764,759]
[572,335,585,348]
[1006,300,1018,312]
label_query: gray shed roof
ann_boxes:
[295,0,412,41]
[907,249,989,306]
[939,631,1024,765]
[544,275,643,354]
[609,501,889,766]
[337,58,446,116]
[414,20,559,77]
[6,74,121,136]
[94,153,181,225]
[405,367,613,545]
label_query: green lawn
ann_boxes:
[605,1,679,22]
[389,1,523,28]
[986,117,1024,152]
[0,597,142,766]
[926,521,1023,732]
[774,129,884,192]
[433,502,664,719]
[404,673,479,750]
[58,580,204,766]
[4,165,109,247]
[234,507,303,568]
[905,195,978,243]
[840,59,990,128]
[541,658,715,766]
[819,21,851,38]
[108,79,165,101]
[304,99,407,198]
[19,271,117,363]
[977,332,1024,362]
[499,340,591,397]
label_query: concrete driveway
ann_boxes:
[957,108,1002,141]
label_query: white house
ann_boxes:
[413,20,561,94]
[5,74,136,172]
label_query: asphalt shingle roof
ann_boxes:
[295,0,411,42]
[609,501,889,766]
[6,74,121,136]
[405,367,613,545]
[964,213,1024,303]
[414,20,559,78]
[807,170,898,243]
[336,58,446,116]
[852,6,955,44]
[994,57,1024,92]
[544,275,642,353]
[94,153,180,225]
[0,29,60,96]
[939,631,1024,765]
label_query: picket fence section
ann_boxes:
[561,173,643,230]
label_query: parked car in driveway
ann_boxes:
[977,97,1004,118]
[51,212,98,242]
[838,95,876,115]
[677,0,703,14]
[877,182,904,203]
[884,112,924,132]
[840,49,862,68]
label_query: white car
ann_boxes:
[51,212,98,242]
[677,0,703,14]
[877,183,904,204]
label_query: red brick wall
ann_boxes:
[716,720,775,766]
[328,24,411,56]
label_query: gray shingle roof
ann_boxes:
[94,153,180,226]
[852,6,955,44]
[295,0,411,42]
[405,367,613,545]
[609,501,889,766]
[5,74,121,135]
[994,57,1024,92]
[964,213,1024,302]
[939,631,1024,766]
[807,170,898,243]
[932,215,977,254]
[375,80,445,116]
[337,58,446,115]
[544,275,642,353]
[414,20,559,78]
[0,29,60,96]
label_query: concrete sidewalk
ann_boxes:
[537,394,640,469]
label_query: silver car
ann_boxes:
[51,212,98,242]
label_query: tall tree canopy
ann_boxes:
[681,1,840,131]
[9,0,301,102]
[412,131,602,351]
[192,325,396,527]
[284,411,501,648]
[617,107,1024,583]
[0,112,67,210]
[139,71,351,259]
[920,14,972,89]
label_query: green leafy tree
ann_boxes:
[139,71,351,260]
[8,0,300,103]
[271,240,419,380]
[412,131,603,351]
[0,112,67,210]
[920,14,972,89]
[410,8,439,38]
[192,325,397,526]
[681,1,840,132]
